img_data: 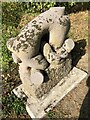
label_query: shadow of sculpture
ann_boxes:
[71,39,87,66]
[55,2,89,14]
[71,38,89,119]
[67,2,89,14]
[78,75,90,120]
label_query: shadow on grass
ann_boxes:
[55,2,89,14]
[71,39,87,67]
[67,2,89,14]
[78,75,90,120]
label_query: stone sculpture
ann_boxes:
[7,7,85,119]
[7,7,74,89]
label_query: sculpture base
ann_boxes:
[13,67,87,120]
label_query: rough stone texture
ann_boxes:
[6,7,74,92]
[7,7,70,66]
[13,67,87,119]
[35,54,72,98]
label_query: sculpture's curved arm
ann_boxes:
[7,7,70,65]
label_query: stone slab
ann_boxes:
[13,67,88,120]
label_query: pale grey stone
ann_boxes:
[13,84,26,98]
[7,7,70,64]
[30,68,44,88]
[55,39,75,59]
[62,38,75,53]
[24,54,49,70]
[12,53,21,63]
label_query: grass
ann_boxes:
[1,10,39,119]
[2,92,27,118]
[1,9,88,119]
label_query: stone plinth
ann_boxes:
[13,67,88,120]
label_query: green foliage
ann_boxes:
[1,24,20,71]
[2,92,27,118]
[26,2,56,13]
[47,110,55,119]
[2,2,56,26]
[2,2,23,27]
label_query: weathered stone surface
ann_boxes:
[23,54,49,70]
[13,67,87,119]
[62,38,75,53]
[35,54,72,98]
[7,7,70,66]
[7,7,75,99]
[13,84,26,99]
[56,38,75,59]
[30,69,44,88]
[7,7,73,96]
